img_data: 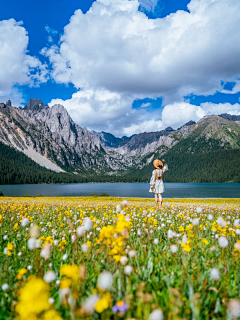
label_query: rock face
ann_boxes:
[219,113,240,121]
[1,99,240,174]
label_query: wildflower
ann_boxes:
[192,218,199,226]
[116,204,121,213]
[167,230,174,238]
[234,241,240,251]
[30,225,40,238]
[120,256,128,265]
[3,235,7,240]
[210,268,220,281]
[49,298,55,304]
[170,245,178,253]
[21,218,29,227]
[60,265,80,281]
[62,254,68,261]
[97,271,113,291]
[77,226,85,237]
[154,239,159,245]
[124,265,133,275]
[208,214,213,220]
[122,200,128,206]
[82,294,100,314]
[218,236,228,248]
[16,268,28,280]
[44,271,57,283]
[112,301,129,313]
[83,218,92,231]
[196,207,202,214]
[71,235,76,243]
[95,292,112,313]
[234,219,239,226]
[1,283,9,291]
[201,239,209,245]
[228,299,240,318]
[149,309,164,320]
[27,265,32,270]
[28,237,36,250]
[41,243,51,260]
[128,250,136,258]
[81,244,89,252]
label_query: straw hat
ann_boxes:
[153,159,163,168]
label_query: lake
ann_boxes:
[0,183,239,198]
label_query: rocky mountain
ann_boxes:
[1,99,240,183]
[91,131,132,148]
[219,113,240,121]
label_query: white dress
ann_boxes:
[149,164,168,194]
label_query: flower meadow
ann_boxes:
[0,197,240,320]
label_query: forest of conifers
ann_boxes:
[0,141,240,184]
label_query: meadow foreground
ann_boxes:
[0,197,240,320]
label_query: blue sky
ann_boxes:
[0,0,240,135]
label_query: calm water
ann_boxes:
[0,183,239,198]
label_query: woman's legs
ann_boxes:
[158,193,162,208]
[154,193,158,206]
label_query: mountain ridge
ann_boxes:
[0,99,240,183]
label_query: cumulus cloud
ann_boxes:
[43,0,240,135]
[139,0,160,12]
[0,19,48,104]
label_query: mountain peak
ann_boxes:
[24,99,49,112]
[177,120,196,130]
[219,113,240,121]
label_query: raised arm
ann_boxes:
[162,159,168,172]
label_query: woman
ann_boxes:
[149,159,168,208]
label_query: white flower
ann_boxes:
[137,229,142,235]
[30,225,40,238]
[192,218,199,226]
[77,226,85,237]
[128,250,136,258]
[234,219,239,227]
[154,239,159,245]
[228,299,240,318]
[41,243,51,260]
[35,239,41,248]
[18,252,22,256]
[234,242,240,251]
[120,256,128,265]
[167,230,174,239]
[236,229,240,235]
[170,245,178,253]
[3,235,7,240]
[54,240,59,246]
[149,309,164,320]
[208,214,213,220]
[71,235,76,243]
[28,237,36,250]
[27,265,32,270]
[83,218,92,231]
[116,204,121,213]
[218,236,228,248]
[122,200,128,206]
[196,207,202,214]
[44,270,57,283]
[210,268,220,281]
[21,218,29,227]
[82,294,100,314]
[182,235,188,244]
[62,254,68,261]
[81,244,89,252]
[1,284,9,291]
[124,265,133,275]
[49,298,55,304]
[97,271,113,290]
[216,217,226,228]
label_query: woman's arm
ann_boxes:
[162,159,168,172]
[150,170,156,186]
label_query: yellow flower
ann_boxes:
[95,292,112,313]
[42,310,63,320]
[60,279,72,289]
[60,264,80,281]
[16,268,28,280]
[7,242,14,251]
[201,239,209,245]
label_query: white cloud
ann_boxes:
[0,19,48,104]
[43,0,240,135]
[139,0,159,12]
